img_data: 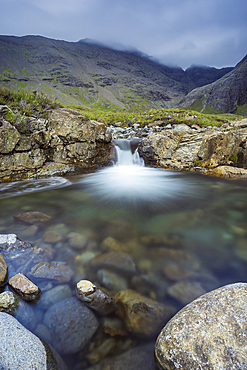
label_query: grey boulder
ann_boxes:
[0,312,67,370]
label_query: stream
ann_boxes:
[0,139,247,369]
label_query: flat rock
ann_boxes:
[0,254,8,285]
[208,165,247,179]
[43,297,99,354]
[8,272,41,301]
[155,283,247,370]
[91,252,137,276]
[167,280,207,305]
[13,211,51,224]
[0,312,67,370]
[30,261,74,283]
[0,234,54,273]
[86,343,156,370]
[115,289,176,338]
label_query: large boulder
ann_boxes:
[0,108,113,182]
[138,121,247,176]
[0,312,67,370]
[155,283,247,370]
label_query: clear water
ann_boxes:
[0,140,247,369]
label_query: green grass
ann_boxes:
[0,87,62,133]
[79,107,243,128]
[0,86,245,134]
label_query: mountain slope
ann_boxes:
[185,65,233,88]
[180,55,247,114]
[0,35,234,111]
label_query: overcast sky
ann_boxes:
[0,0,246,69]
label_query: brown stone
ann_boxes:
[13,211,51,224]
[0,254,8,285]
[155,283,247,370]
[115,289,176,338]
[8,273,41,301]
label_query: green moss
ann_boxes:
[193,160,203,166]
[229,154,238,162]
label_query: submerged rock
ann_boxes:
[167,280,207,305]
[86,338,116,365]
[39,284,72,309]
[91,252,137,277]
[102,316,128,337]
[97,269,129,292]
[13,211,51,224]
[155,283,247,370]
[115,289,176,338]
[76,280,118,315]
[0,234,54,274]
[8,273,41,301]
[30,261,74,283]
[0,254,8,285]
[43,297,99,354]
[0,312,67,370]
[86,343,156,370]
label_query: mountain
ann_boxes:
[0,35,233,111]
[179,55,247,114]
[185,65,233,88]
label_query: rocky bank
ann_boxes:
[138,119,247,179]
[1,103,247,180]
[0,105,113,182]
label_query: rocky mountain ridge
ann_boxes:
[180,54,247,115]
[0,35,233,111]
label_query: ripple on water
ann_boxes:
[0,177,72,199]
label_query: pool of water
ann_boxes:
[0,143,247,369]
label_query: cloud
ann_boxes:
[0,0,246,68]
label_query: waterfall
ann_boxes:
[113,139,144,167]
[81,138,197,205]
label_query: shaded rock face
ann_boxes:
[180,54,247,114]
[0,108,112,182]
[155,283,247,370]
[0,312,67,370]
[139,121,247,176]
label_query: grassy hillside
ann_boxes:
[1,87,244,135]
